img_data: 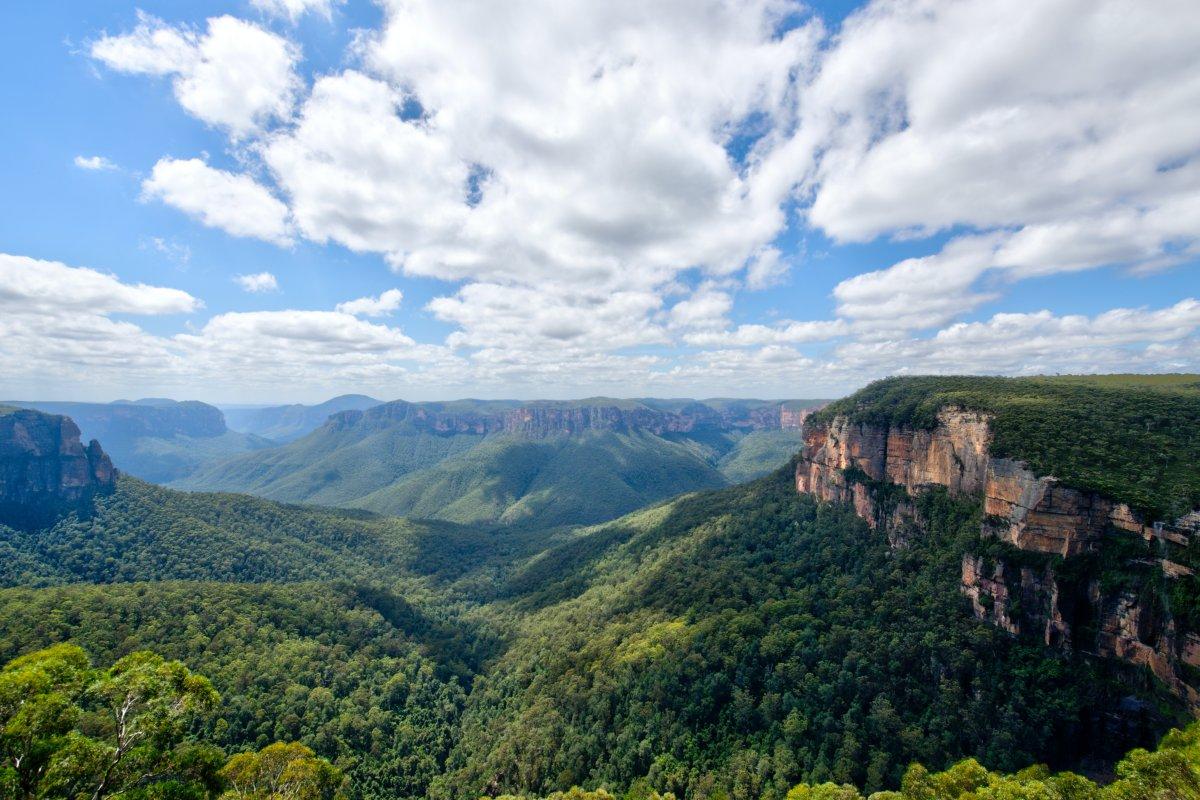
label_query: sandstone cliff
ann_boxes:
[796,407,1200,705]
[329,399,814,439]
[0,407,116,529]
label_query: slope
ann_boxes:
[352,429,730,527]
[177,398,814,528]
[434,468,1184,799]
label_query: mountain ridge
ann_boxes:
[176,397,826,527]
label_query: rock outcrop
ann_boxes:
[796,408,1200,706]
[330,399,817,439]
[0,407,116,529]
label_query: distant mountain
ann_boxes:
[3,399,274,483]
[176,397,827,527]
[221,394,382,442]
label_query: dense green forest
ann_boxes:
[0,477,516,587]
[0,469,1187,798]
[2,378,1198,798]
[0,644,345,799]
[5,645,1197,800]
[811,375,1200,520]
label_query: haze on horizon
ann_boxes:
[2,0,1198,404]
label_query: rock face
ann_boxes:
[0,407,116,529]
[330,399,814,439]
[796,408,1200,706]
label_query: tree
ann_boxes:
[5,647,221,800]
[0,644,92,798]
[219,741,345,800]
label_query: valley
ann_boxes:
[177,398,825,529]
[2,375,1198,799]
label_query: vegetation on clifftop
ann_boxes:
[809,375,1200,520]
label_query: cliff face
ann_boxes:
[0,408,116,529]
[330,400,812,439]
[796,408,1200,706]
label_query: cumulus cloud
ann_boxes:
[684,319,848,347]
[832,235,1004,334]
[0,253,199,316]
[336,289,403,316]
[67,0,1200,396]
[250,0,340,21]
[143,158,292,244]
[234,272,279,293]
[428,283,667,354]
[0,254,199,392]
[92,13,300,137]
[74,155,117,171]
[832,300,1200,378]
[668,285,734,332]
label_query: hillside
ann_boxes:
[0,474,511,587]
[4,399,274,482]
[177,397,820,528]
[0,379,1197,799]
[222,393,382,442]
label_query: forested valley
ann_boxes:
[2,376,1199,799]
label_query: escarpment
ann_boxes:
[329,398,814,439]
[0,407,116,529]
[796,404,1200,706]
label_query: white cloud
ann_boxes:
[74,155,117,171]
[234,272,279,293]
[262,71,467,257]
[69,0,1200,397]
[143,158,292,244]
[336,288,403,316]
[251,0,340,22]
[429,283,667,355]
[668,285,734,332]
[92,13,299,137]
[763,0,1200,294]
[832,235,1004,334]
[744,246,790,290]
[0,253,199,316]
[833,299,1200,377]
[0,254,199,391]
[684,319,848,347]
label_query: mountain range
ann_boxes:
[177,397,825,528]
[0,375,1198,799]
[220,393,382,442]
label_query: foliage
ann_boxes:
[778,718,1200,800]
[1,376,1196,799]
[810,375,1200,519]
[432,469,1175,800]
[0,582,472,800]
[1,644,221,800]
[0,477,487,587]
[220,741,345,800]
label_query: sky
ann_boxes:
[1,0,1197,403]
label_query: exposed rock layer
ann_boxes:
[331,400,816,439]
[796,409,1200,706]
[0,408,116,529]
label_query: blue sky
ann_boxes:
[1,0,1197,403]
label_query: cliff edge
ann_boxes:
[0,406,116,529]
[794,376,1200,707]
